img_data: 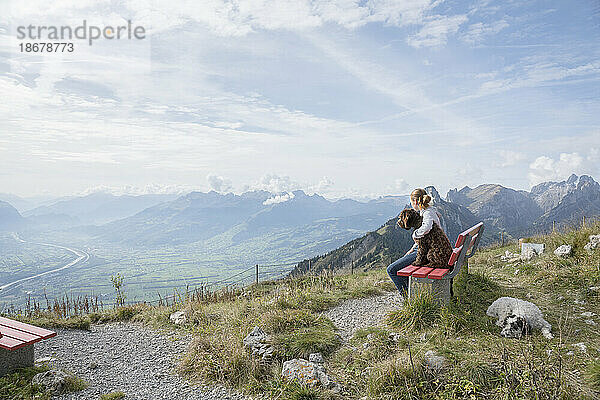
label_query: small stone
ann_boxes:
[88,361,98,370]
[281,359,320,387]
[589,286,600,291]
[584,235,600,251]
[35,357,57,364]
[388,332,402,342]
[554,245,572,257]
[585,319,597,326]
[309,353,324,364]
[31,370,74,395]
[573,342,587,353]
[566,351,574,356]
[520,247,536,261]
[423,350,446,375]
[581,312,596,318]
[169,311,186,325]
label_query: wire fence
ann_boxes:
[0,260,301,317]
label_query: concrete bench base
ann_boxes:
[409,276,451,305]
[0,345,34,377]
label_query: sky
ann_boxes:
[1,0,599,200]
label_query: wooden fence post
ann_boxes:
[255,264,259,285]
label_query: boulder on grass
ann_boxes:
[584,235,600,252]
[243,326,274,361]
[169,311,186,325]
[31,369,74,395]
[281,358,340,391]
[554,245,572,258]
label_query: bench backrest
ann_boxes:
[446,222,484,279]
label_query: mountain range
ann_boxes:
[2,174,599,271]
[291,174,600,275]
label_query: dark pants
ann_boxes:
[387,248,417,293]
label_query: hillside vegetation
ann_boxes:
[9,221,600,399]
[55,222,600,398]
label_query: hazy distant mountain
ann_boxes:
[93,190,409,248]
[0,193,61,213]
[446,184,542,234]
[95,190,272,246]
[23,192,181,225]
[0,201,26,231]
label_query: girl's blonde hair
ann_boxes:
[410,188,432,210]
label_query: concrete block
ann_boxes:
[0,345,34,377]
[521,242,545,255]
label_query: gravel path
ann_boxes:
[35,322,249,400]
[322,290,404,340]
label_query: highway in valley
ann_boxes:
[0,232,90,292]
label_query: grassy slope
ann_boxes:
[8,223,600,400]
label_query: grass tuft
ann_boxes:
[100,391,126,399]
[386,290,441,331]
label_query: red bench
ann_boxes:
[0,316,56,376]
[397,222,484,303]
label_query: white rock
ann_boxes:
[589,286,600,291]
[243,326,274,361]
[581,312,596,318]
[554,245,572,257]
[584,234,600,251]
[423,350,446,375]
[573,342,587,353]
[520,247,537,261]
[309,353,324,364]
[585,319,597,326]
[281,359,337,389]
[35,356,58,364]
[169,311,186,325]
[32,370,73,395]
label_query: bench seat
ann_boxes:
[0,316,56,351]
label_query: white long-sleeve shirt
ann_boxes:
[412,206,443,240]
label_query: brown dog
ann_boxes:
[397,209,453,269]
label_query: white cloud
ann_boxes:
[207,174,233,192]
[263,192,295,205]
[495,150,526,167]
[406,14,468,48]
[527,152,595,186]
[461,19,508,45]
[251,174,299,193]
[395,178,410,192]
[308,176,335,193]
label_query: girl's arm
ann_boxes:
[405,241,418,256]
[412,209,434,239]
